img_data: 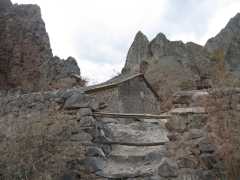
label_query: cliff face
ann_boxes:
[205,13,240,75]
[0,0,83,93]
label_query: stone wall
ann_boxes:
[165,93,225,179]
[0,89,103,180]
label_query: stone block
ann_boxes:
[158,158,178,178]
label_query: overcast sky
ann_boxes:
[12,0,240,84]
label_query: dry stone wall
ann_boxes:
[165,91,225,180]
[0,89,104,180]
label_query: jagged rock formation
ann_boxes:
[205,13,240,75]
[122,31,212,107]
[123,31,212,78]
[122,13,240,107]
[0,0,83,93]
[122,31,150,74]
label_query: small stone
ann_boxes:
[188,114,207,129]
[64,93,92,109]
[196,170,217,180]
[176,169,199,180]
[158,158,178,178]
[165,115,187,132]
[200,154,217,169]
[99,102,107,110]
[84,157,105,173]
[177,156,198,168]
[89,99,99,111]
[86,147,105,158]
[77,108,92,118]
[198,140,216,153]
[79,116,95,127]
[70,132,92,143]
[184,129,204,140]
[167,132,179,141]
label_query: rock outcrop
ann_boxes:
[122,31,212,107]
[122,31,150,74]
[0,0,83,93]
[205,13,240,75]
[121,13,240,107]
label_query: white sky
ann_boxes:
[11,0,240,84]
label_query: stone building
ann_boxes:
[85,73,160,114]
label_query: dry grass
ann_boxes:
[206,89,240,180]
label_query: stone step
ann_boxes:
[104,121,169,143]
[92,117,172,179]
[96,158,161,179]
[169,107,206,114]
[173,90,209,107]
[94,157,178,179]
[109,145,166,162]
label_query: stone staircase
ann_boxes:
[84,90,224,180]
[98,116,168,178]
[94,117,169,179]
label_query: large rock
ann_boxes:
[0,0,84,93]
